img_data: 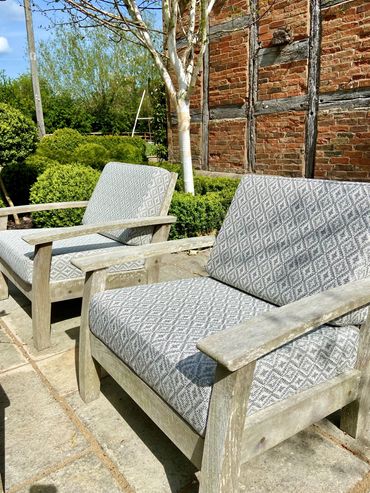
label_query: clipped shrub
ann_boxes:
[194,175,240,195]
[86,135,147,162]
[169,191,226,239]
[37,128,84,163]
[0,103,38,167]
[111,142,143,164]
[30,164,100,227]
[1,154,60,205]
[73,143,109,170]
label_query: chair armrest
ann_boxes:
[0,201,89,217]
[22,216,177,245]
[72,235,215,272]
[197,277,370,372]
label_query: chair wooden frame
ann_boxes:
[73,237,370,492]
[0,172,177,351]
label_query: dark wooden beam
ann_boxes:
[247,0,259,173]
[201,21,210,170]
[304,0,322,178]
[255,95,308,115]
[321,0,349,9]
[209,104,246,120]
[259,39,309,68]
[209,15,252,39]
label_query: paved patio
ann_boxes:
[1,250,370,493]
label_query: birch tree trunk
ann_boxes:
[177,98,195,194]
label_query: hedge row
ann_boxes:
[37,128,147,167]
[28,161,240,237]
[3,129,148,205]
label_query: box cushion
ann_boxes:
[82,162,172,245]
[0,229,144,284]
[89,277,359,436]
[206,175,370,326]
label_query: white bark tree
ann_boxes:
[42,0,216,194]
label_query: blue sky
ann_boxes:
[0,0,51,79]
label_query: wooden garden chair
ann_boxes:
[0,162,177,351]
[73,175,369,492]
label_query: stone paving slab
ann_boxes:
[14,453,123,493]
[1,250,370,492]
[0,365,88,491]
[66,377,197,493]
[0,327,27,373]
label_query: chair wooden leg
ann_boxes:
[340,312,370,441]
[79,270,107,403]
[32,298,52,351]
[0,272,8,300]
[199,363,255,493]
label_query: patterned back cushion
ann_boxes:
[207,175,370,326]
[83,162,172,245]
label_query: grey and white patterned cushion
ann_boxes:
[207,175,370,326]
[82,162,172,245]
[0,229,144,284]
[89,277,359,436]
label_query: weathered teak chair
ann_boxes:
[73,175,370,492]
[0,162,177,351]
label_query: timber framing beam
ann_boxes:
[304,0,322,178]
[246,0,259,172]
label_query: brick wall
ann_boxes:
[169,0,370,182]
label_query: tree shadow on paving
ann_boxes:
[29,486,57,493]
[0,385,10,493]
[100,376,198,493]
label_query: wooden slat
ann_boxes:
[197,277,370,371]
[0,201,88,217]
[22,215,177,245]
[79,270,107,402]
[49,269,147,302]
[340,311,370,439]
[72,236,215,273]
[32,243,52,350]
[200,363,255,492]
[241,370,361,462]
[91,334,205,468]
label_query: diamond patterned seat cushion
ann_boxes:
[89,277,359,436]
[82,162,172,246]
[207,175,370,326]
[0,229,144,284]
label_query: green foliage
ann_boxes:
[37,128,85,163]
[193,175,240,195]
[86,135,147,163]
[30,164,100,227]
[38,25,157,134]
[149,82,168,160]
[44,92,94,133]
[0,195,5,208]
[73,143,109,169]
[111,143,143,163]
[169,192,226,239]
[1,154,57,205]
[0,103,38,167]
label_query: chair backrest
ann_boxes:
[207,175,370,326]
[82,162,173,246]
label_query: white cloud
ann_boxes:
[0,0,24,22]
[0,36,11,53]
